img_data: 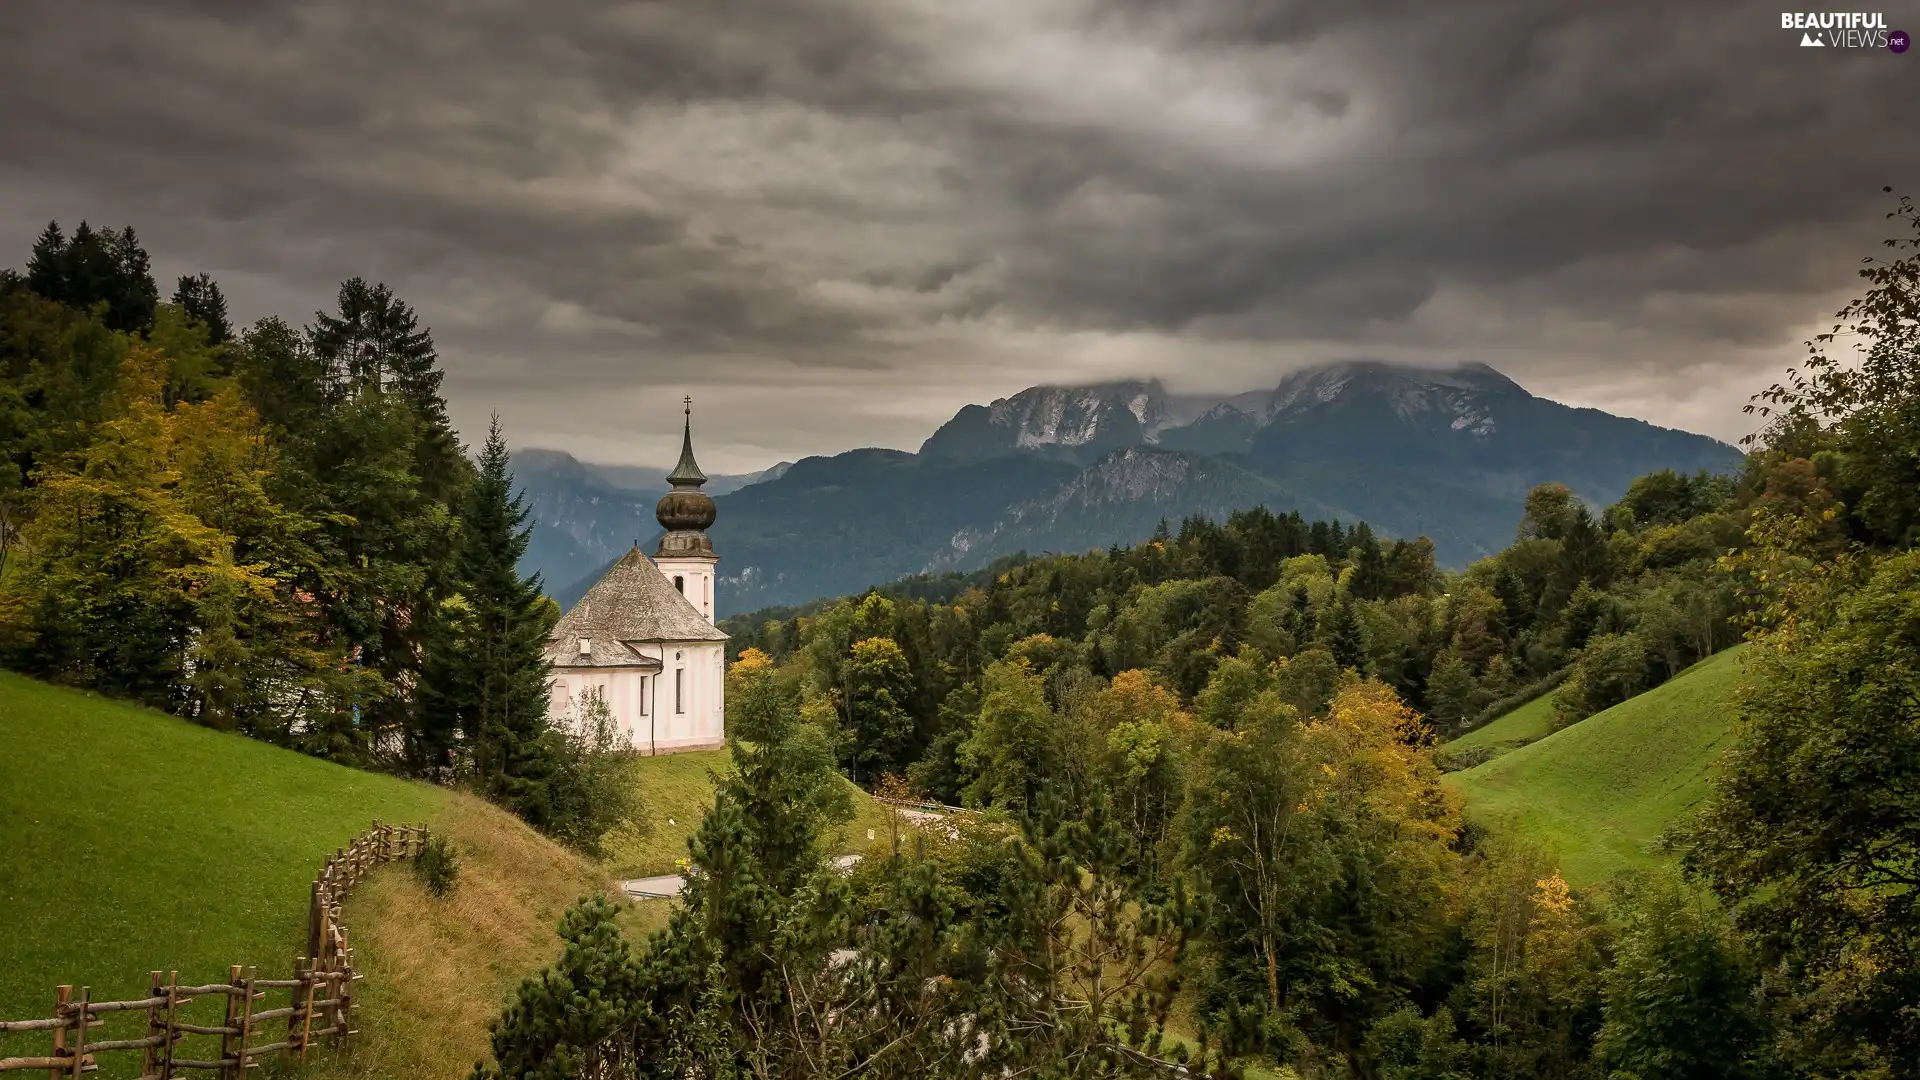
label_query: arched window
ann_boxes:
[674,575,684,593]
[675,668,685,714]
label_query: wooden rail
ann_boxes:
[0,822,428,1078]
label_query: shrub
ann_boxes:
[542,687,645,856]
[1433,744,1498,773]
[1553,632,1651,729]
[413,833,460,898]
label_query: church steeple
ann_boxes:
[655,396,717,561]
[665,396,707,488]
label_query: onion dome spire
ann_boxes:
[665,396,707,488]
[655,396,717,554]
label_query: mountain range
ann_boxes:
[516,360,1744,616]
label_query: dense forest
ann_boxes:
[5,194,1918,1080]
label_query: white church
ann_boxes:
[544,400,728,753]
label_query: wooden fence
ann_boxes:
[0,822,428,1078]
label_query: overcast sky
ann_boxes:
[2,1,1914,471]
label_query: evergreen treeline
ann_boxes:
[483,194,1920,1078]
[0,223,625,846]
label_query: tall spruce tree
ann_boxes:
[418,417,558,818]
[306,277,464,500]
[303,278,468,762]
[172,273,232,344]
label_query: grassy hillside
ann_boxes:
[0,672,627,1080]
[605,748,901,878]
[0,672,449,1022]
[1448,691,1560,758]
[1445,646,1748,886]
[309,794,640,1080]
[0,674,908,1078]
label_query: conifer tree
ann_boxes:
[22,221,158,333]
[307,278,464,499]
[24,222,65,300]
[172,273,232,344]
[301,278,468,762]
[418,417,557,814]
[1323,597,1367,671]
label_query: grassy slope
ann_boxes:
[0,673,630,1080]
[604,748,900,878]
[1445,646,1747,886]
[0,672,447,1014]
[308,794,642,1080]
[0,674,962,1078]
[1449,691,1559,755]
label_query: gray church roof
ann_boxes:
[546,548,727,668]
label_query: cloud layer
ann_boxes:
[3,0,1913,467]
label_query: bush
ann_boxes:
[413,833,460,898]
[542,687,645,856]
[1552,632,1651,729]
[1433,744,1498,773]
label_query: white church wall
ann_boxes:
[548,639,725,754]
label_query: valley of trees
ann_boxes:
[485,193,1920,1079]
[4,193,1918,1079]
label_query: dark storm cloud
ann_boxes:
[1,0,1914,464]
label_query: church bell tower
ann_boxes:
[654,397,719,622]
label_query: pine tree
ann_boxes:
[1323,598,1367,671]
[172,273,232,344]
[307,277,465,501]
[418,417,557,815]
[25,222,65,300]
[1350,522,1387,600]
[21,222,158,333]
[106,226,159,333]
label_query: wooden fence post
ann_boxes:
[143,971,164,1079]
[296,961,316,1064]
[338,949,356,1042]
[68,986,88,1080]
[307,880,323,963]
[219,965,242,1080]
[236,966,257,1076]
[162,971,179,1080]
[48,984,69,1080]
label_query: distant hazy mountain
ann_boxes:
[511,449,789,596]
[519,361,1744,616]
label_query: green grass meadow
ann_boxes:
[0,672,453,1067]
[1448,690,1559,757]
[1445,645,1748,886]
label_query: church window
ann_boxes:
[674,575,684,593]
[675,668,685,713]
[638,676,648,715]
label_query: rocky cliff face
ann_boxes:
[919,380,1224,460]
